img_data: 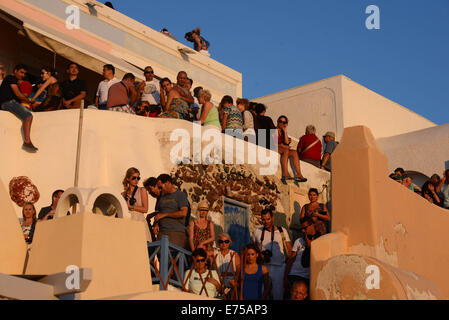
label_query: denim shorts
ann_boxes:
[1,99,33,120]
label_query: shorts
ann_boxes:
[110,104,135,114]
[1,99,33,120]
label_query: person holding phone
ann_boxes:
[300,188,330,235]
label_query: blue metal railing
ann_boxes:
[147,235,192,290]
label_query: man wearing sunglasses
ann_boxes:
[154,174,190,250]
[137,66,161,115]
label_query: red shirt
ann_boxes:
[297,134,322,160]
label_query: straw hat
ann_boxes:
[198,200,210,211]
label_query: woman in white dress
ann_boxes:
[122,167,151,242]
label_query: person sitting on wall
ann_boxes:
[220,95,243,134]
[154,174,190,249]
[160,28,177,41]
[95,64,119,110]
[122,167,152,242]
[236,98,256,140]
[188,200,215,256]
[300,188,330,235]
[136,66,161,116]
[401,174,415,192]
[436,169,449,209]
[254,103,276,150]
[253,207,292,300]
[394,167,405,177]
[297,124,322,168]
[320,131,339,172]
[290,280,309,300]
[158,71,193,119]
[185,28,210,57]
[421,180,442,206]
[38,189,64,221]
[21,202,37,244]
[0,64,37,152]
[106,73,138,114]
[184,78,200,121]
[277,115,307,184]
[60,62,87,109]
[31,67,63,112]
[198,89,221,130]
[185,248,221,297]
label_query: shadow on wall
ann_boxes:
[289,201,302,244]
[274,211,290,238]
[446,161,449,170]
[214,224,224,243]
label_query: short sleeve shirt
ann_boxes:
[323,140,339,170]
[0,75,19,104]
[187,269,220,297]
[298,134,322,161]
[96,78,120,104]
[289,238,310,279]
[223,105,243,129]
[141,79,160,105]
[156,190,189,232]
[253,227,290,266]
[60,78,87,100]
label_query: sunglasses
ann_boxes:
[144,71,154,74]
[131,176,141,181]
[218,240,230,244]
[196,258,206,263]
[278,120,288,124]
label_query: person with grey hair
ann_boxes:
[297,125,322,168]
[321,131,339,171]
[198,89,220,129]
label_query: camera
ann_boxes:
[129,197,136,206]
[261,249,272,263]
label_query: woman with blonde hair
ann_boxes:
[122,167,151,241]
[189,200,215,254]
[213,233,241,295]
[21,202,37,244]
[198,89,220,129]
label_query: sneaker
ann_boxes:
[23,142,38,152]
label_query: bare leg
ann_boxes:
[289,149,304,178]
[279,147,291,177]
[22,115,33,144]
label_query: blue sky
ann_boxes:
[113,0,449,125]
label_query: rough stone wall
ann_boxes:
[9,176,40,208]
[170,164,284,233]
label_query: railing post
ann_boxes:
[160,235,169,290]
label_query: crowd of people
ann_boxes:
[19,167,331,300]
[390,168,449,209]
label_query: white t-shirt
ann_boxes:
[141,79,160,105]
[96,77,120,104]
[187,269,220,297]
[289,238,310,279]
[253,226,290,266]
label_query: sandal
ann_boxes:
[281,177,287,185]
[295,177,308,183]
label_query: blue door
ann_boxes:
[224,198,250,253]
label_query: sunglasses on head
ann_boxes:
[218,240,230,244]
[196,258,206,263]
[131,176,141,181]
